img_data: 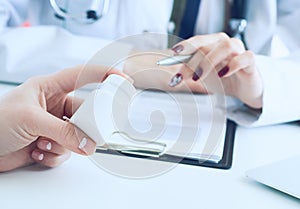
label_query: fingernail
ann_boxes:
[79,137,87,150]
[38,153,44,161]
[171,44,184,54]
[32,151,44,161]
[78,137,96,155]
[218,66,229,78]
[169,73,183,87]
[46,142,52,151]
[192,67,203,81]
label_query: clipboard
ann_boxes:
[94,119,236,169]
[69,74,237,170]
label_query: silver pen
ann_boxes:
[156,54,193,66]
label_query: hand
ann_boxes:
[124,33,263,109]
[0,65,129,172]
[169,33,263,109]
[124,50,199,93]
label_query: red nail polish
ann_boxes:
[218,66,229,78]
[192,67,203,81]
[171,45,184,54]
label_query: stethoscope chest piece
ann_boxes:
[50,0,110,24]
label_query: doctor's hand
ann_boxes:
[0,65,128,172]
[124,33,263,109]
[169,33,263,109]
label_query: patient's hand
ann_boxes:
[0,65,129,172]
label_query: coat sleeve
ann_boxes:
[227,51,300,127]
[276,0,300,52]
[227,0,300,126]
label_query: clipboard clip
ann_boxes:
[96,131,167,158]
[63,115,166,158]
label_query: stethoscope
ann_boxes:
[167,0,248,47]
[50,0,247,45]
[225,0,248,46]
[50,0,110,24]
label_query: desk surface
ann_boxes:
[0,83,300,209]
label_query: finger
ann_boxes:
[48,65,133,94]
[33,109,97,155]
[64,96,84,118]
[31,149,71,168]
[167,50,205,88]
[168,41,219,88]
[199,38,245,80]
[171,37,245,84]
[36,138,68,155]
[224,50,256,77]
[171,33,229,54]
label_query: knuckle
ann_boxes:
[245,51,256,65]
[198,45,209,54]
[191,35,202,42]
[230,57,240,69]
[24,77,38,84]
[222,38,235,49]
[245,50,255,59]
[232,38,245,49]
[23,76,47,93]
[188,35,205,47]
[221,38,245,55]
[25,75,45,86]
[218,32,229,40]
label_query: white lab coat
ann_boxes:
[0,0,300,127]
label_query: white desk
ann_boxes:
[0,83,300,209]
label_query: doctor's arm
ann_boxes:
[124,33,300,127]
[170,35,300,126]
[124,33,263,109]
[229,52,300,126]
[0,65,128,172]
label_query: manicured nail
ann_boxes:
[169,73,183,87]
[46,142,52,151]
[192,67,203,81]
[33,151,44,161]
[78,137,96,154]
[78,137,87,150]
[218,66,229,78]
[171,45,184,54]
[38,153,44,161]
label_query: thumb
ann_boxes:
[33,110,96,155]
